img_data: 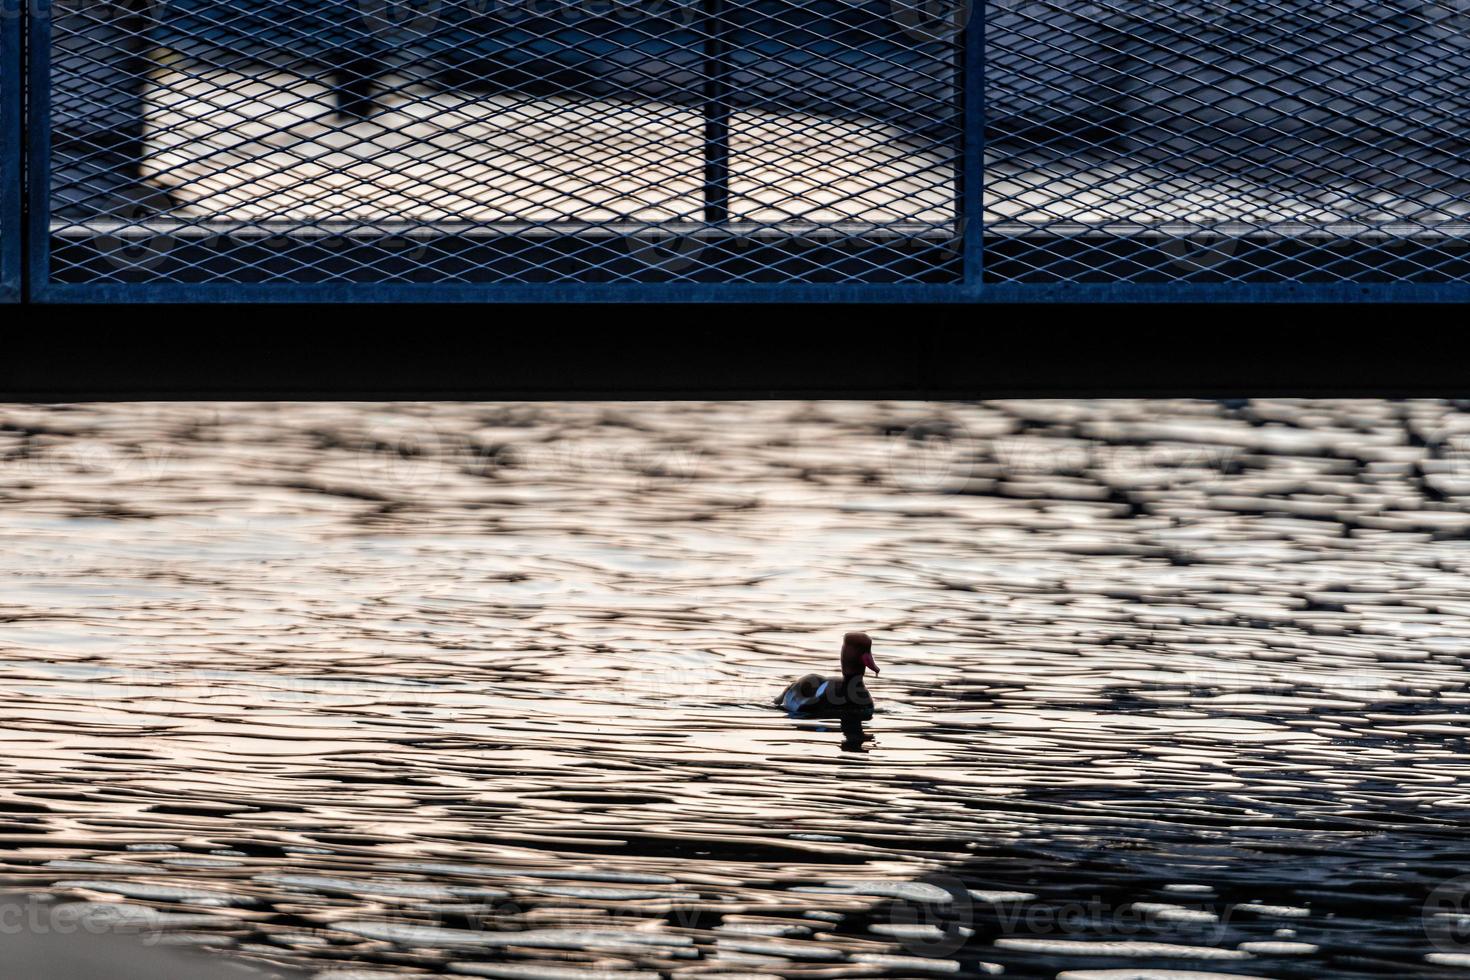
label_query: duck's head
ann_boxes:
[840,632,879,678]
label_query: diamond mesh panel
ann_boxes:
[48,0,963,283]
[987,0,1470,282]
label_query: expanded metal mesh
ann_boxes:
[986,0,1470,282]
[46,0,1470,287]
[47,0,963,283]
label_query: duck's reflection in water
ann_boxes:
[793,714,874,752]
[840,716,872,752]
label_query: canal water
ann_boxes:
[2,400,1470,979]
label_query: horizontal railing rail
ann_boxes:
[51,220,962,240]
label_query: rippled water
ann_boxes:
[3,400,1470,980]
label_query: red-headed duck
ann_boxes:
[774,632,880,716]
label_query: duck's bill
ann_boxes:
[862,651,879,674]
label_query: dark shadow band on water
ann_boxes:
[0,894,308,980]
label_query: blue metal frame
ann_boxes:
[25,0,46,304]
[0,0,19,301]
[961,0,981,290]
[19,4,1470,303]
[28,282,1470,303]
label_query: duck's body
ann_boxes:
[775,672,874,716]
[774,632,880,716]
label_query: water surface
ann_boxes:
[2,401,1470,979]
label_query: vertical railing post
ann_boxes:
[0,0,20,300]
[961,0,982,289]
[702,0,730,225]
[25,0,49,299]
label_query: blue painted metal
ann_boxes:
[25,0,49,303]
[30,281,1470,303]
[19,0,1470,300]
[0,0,18,301]
[702,0,730,225]
[961,0,980,286]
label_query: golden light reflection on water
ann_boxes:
[2,401,1470,978]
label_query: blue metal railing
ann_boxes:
[1,0,19,301]
[984,0,1470,289]
[6,0,1470,300]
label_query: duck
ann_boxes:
[774,632,880,716]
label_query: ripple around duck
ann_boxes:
[3,400,1470,978]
